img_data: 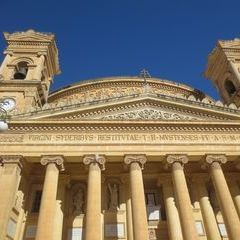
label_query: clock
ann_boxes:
[0,98,16,111]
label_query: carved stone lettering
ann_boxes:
[1,133,240,145]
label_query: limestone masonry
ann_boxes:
[0,30,240,240]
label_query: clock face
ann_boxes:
[0,98,16,111]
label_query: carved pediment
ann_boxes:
[14,94,240,122]
[99,108,198,120]
[4,30,54,42]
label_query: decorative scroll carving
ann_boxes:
[124,154,147,169]
[205,154,227,164]
[202,154,227,170]
[83,154,106,170]
[165,155,188,170]
[0,155,23,168]
[166,155,188,164]
[40,155,65,171]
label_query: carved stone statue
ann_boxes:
[73,188,84,215]
[108,183,119,210]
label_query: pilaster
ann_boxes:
[0,155,23,240]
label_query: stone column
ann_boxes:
[53,175,69,240]
[158,175,183,240]
[205,155,240,240]
[125,177,134,240]
[230,165,240,218]
[0,155,23,240]
[227,176,240,218]
[192,174,221,240]
[166,155,198,240]
[83,154,106,240]
[124,155,148,240]
[35,155,65,240]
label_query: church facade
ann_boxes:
[0,30,240,240]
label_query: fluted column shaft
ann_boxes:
[0,156,23,240]
[193,175,221,240]
[84,155,105,240]
[160,177,183,240]
[206,155,240,240]
[124,155,148,240]
[35,156,64,240]
[167,155,198,240]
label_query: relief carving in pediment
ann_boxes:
[100,109,199,120]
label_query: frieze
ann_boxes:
[1,133,240,145]
[48,79,198,103]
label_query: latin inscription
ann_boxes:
[1,133,240,145]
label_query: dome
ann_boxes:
[48,76,214,104]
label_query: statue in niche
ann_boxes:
[108,183,119,211]
[73,188,84,215]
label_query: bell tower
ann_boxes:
[204,38,240,106]
[0,29,60,112]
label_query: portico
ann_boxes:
[1,150,240,240]
[1,30,240,240]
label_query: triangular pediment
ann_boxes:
[4,30,54,42]
[13,93,240,121]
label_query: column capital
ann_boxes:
[205,154,227,164]
[124,154,147,169]
[0,155,23,168]
[164,154,188,169]
[202,154,227,169]
[40,155,65,171]
[166,154,188,164]
[83,154,106,170]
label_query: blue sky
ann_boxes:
[0,0,240,100]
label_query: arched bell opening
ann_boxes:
[225,79,237,97]
[14,61,28,80]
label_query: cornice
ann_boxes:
[7,120,240,132]
[0,80,41,87]
[10,92,240,121]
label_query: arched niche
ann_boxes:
[225,79,237,96]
